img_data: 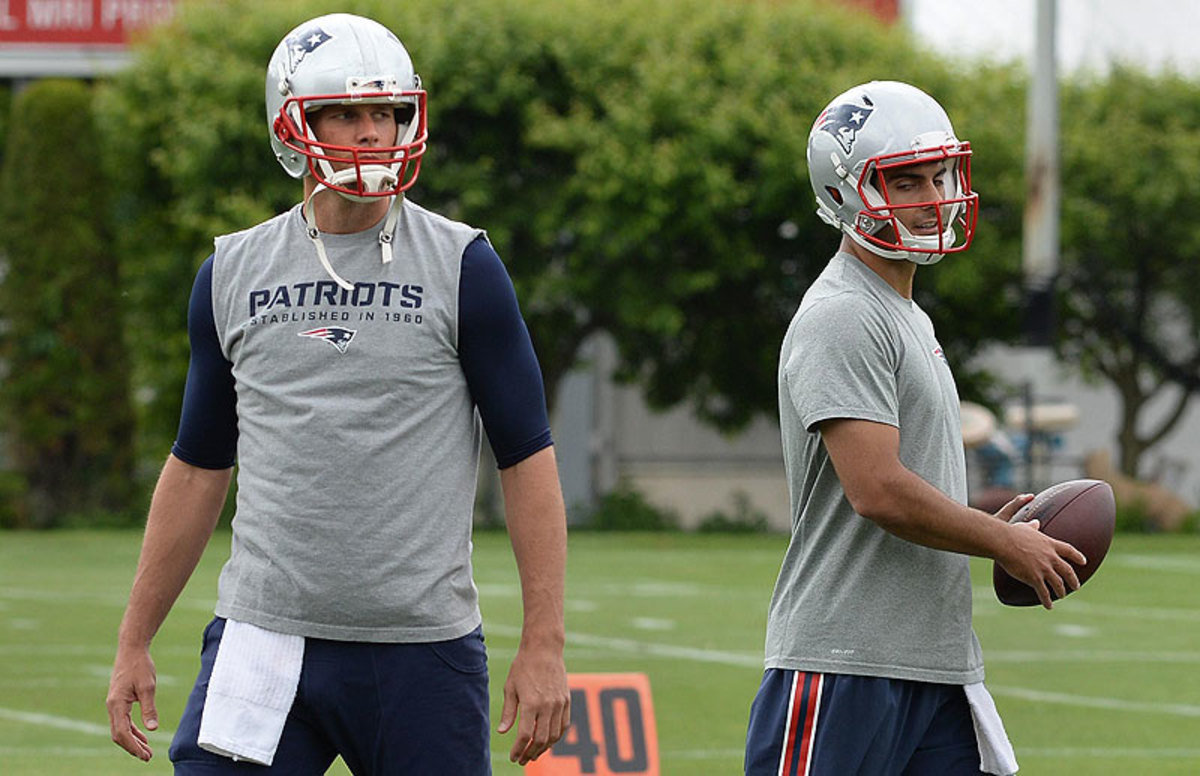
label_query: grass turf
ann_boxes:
[1,529,1197,774]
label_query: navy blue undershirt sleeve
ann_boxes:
[171,255,238,469]
[458,236,553,469]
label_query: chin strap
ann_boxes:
[835,210,954,266]
[303,185,403,291]
[379,192,401,266]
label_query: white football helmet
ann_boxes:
[806,81,978,265]
[266,13,426,200]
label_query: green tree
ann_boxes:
[0,82,10,166]
[97,6,298,460]
[918,65,1030,396]
[1056,68,1200,479]
[0,80,136,527]
[417,0,1028,429]
[97,0,1029,465]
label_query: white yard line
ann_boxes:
[5,618,1198,769]
[0,586,213,612]
[1108,554,1200,574]
[493,624,1200,719]
[0,709,523,767]
[1048,600,1200,622]
[1018,747,1200,759]
[971,587,1200,622]
[0,745,115,757]
[593,745,1200,761]
[487,623,762,668]
[0,706,171,739]
[988,685,1200,717]
[986,649,1200,664]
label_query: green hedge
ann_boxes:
[0,80,136,527]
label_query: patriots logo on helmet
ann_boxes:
[815,97,875,155]
[286,26,332,73]
[299,327,356,354]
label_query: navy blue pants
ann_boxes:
[170,617,491,775]
[744,669,984,775]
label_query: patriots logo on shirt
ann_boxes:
[932,346,949,365]
[299,327,356,354]
[814,98,875,155]
[285,26,332,73]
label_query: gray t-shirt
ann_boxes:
[209,201,485,643]
[765,251,984,684]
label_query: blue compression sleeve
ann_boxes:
[171,255,238,469]
[458,237,553,468]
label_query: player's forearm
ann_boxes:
[822,419,1015,560]
[855,463,1010,559]
[118,454,232,649]
[499,446,567,648]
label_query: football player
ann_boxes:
[743,81,1084,775]
[107,13,569,773]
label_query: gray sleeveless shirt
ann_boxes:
[209,200,485,642]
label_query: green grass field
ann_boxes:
[1,529,1198,775]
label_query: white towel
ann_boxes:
[964,682,1019,775]
[197,619,305,766]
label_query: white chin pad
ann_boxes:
[325,165,400,202]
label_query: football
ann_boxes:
[992,479,1116,607]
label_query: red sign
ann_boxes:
[0,0,175,46]
[526,673,660,776]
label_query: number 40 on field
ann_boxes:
[525,673,660,776]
